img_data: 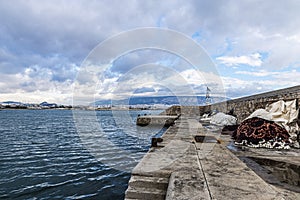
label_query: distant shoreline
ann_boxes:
[0,107,163,111]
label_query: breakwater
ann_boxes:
[125,85,300,199]
[164,85,300,123]
[125,115,300,199]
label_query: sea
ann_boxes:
[0,109,165,200]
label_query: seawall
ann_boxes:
[164,85,300,123]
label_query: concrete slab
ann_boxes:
[126,116,300,200]
[198,130,300,199]
[166,170,210,200]
[136,115,179,126]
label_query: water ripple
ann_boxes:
[0,109,164,200]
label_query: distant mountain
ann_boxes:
[1,101,23,105]
[93,96,227,106]
[1,101,59,107]
[39,101,58,108]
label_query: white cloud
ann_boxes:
[1,0,300,103]
[235,70,278,77]
[221,69,300,98]
[0,64,77,104]
[234,69,300,84]
[286,34,300,43]
[216,53,263,67]
[272,69,300,81]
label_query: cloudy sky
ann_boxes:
[1,0,300,104]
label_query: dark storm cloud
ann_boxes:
[1,0,300,72]
[111,50,183,74]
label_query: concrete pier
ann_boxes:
[136,115,179,126]
[125,115,300,200]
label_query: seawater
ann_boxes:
[0,109,165,200]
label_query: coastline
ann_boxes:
[0,107,163,111]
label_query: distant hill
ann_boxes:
[1,101,23,105]
[39,101,58,108]
[93,96,227,106]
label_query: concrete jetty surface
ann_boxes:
[125,115,300,200]
[136,115,179,126]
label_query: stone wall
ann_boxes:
[164,85,300,123]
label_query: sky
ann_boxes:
[1,0,300,105]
